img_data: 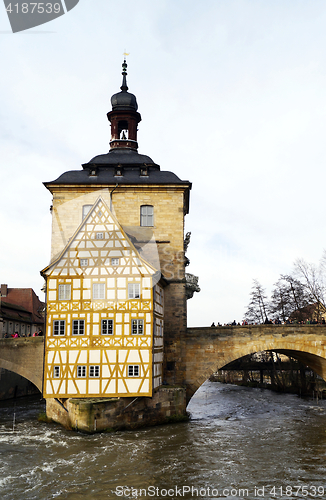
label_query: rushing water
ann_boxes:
[0,382,325,500]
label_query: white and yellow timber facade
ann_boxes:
[41,61,192,424]
[41,197,164,398]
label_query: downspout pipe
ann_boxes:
[110,183,119,211]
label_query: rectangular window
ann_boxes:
[131,319,144,335]
[53,366,60,378]
[140,205,154,227]
[156,287,163,305]
[58,284,71,300]
[96,232,104,239]
[93,283,105,300]
[53,320,65,336]
[82,205,92,220]
[89,365,100,378]
[128,365,140,377]
[72,320,85,335]
[101,319,114,335]
[77,365,86,378]
[128,283,140,299]
[80,258,88,267]
[111,258,119,266]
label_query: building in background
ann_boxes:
[0,284,45,337]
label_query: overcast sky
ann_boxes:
[1,1,326,326]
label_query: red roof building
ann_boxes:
[0,284,45,337]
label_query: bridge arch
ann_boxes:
[184,325,326,403]
[0,337,44,392]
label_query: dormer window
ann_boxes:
[140,167,148,177]
[115,166,123,177]
[89,168,97,177]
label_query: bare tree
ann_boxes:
[270,274,310,322]
[269,278,292,322]
[294,258,326,319]
[244,279,269,324]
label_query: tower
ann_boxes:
[41,61,192,404]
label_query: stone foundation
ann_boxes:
[46,387,187,433]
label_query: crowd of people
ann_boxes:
[3,329,43,338]
[211,318,326,327]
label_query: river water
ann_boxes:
[0,382,325,500]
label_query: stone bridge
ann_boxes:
[1,326,326,403]
[0,337,44,392]
[181,324,326,402]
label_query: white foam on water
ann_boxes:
[0,475,15,487]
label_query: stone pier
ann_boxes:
[46,387,187,433]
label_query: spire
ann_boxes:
[120,59,128,92]
[107,59,142,151]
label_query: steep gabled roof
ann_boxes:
[41,197,159,281]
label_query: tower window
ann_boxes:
[82,205,92,220]
[140,205,154,227]
[118,120,128,139]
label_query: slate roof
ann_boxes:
[85,149,156,166]
[44,149,191,187]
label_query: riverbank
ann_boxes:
[210,366,326,398]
